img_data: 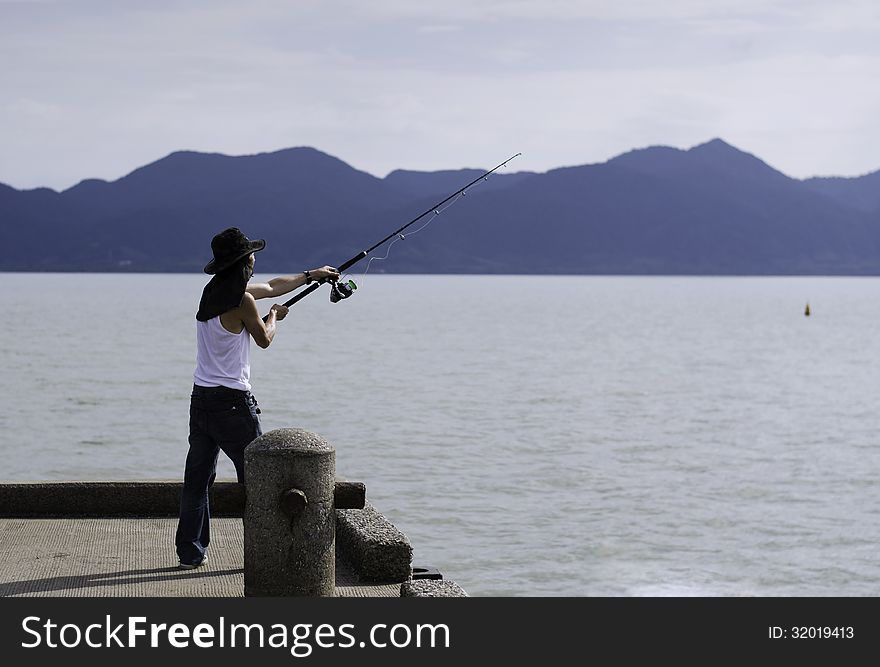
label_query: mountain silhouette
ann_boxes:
[2,140,879,274]
[803,169,880,212]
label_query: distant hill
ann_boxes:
[2,140,880,274]
[802,170,880,213]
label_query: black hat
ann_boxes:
[203,227,266,274]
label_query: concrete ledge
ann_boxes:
[336,501,412,583]
[0,481,245,517]
[333,481,366,510]
[0,480,365,517]
[400,580,469,597]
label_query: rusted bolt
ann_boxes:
[280,488,308,519]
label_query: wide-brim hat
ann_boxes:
[204,227,266,274]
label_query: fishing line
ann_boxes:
[355,162,516,287]
[264,152,521,317]
[358,189,468,286]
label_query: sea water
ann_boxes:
[2,273,879,596]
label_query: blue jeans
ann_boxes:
[175,384,262,565]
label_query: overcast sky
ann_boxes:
[2,0,879,190]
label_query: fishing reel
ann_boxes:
[329,278,357,303]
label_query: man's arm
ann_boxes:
[238,292,287,348]
[247,266,340,300]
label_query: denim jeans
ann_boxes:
[175,384,262,565]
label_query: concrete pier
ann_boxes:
[0,479,467,597]
[0,517,400,597]
[0,429,467,598]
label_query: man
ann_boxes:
[175,227,338,569]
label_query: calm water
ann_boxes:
[2,273,880,596]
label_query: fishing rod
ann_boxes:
[267,152,522,314]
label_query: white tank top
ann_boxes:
[193,316,252,391]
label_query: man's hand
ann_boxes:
[310,266,340,282]
[270,304,289,321]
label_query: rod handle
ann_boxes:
[261,282,324,322]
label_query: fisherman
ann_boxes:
[175,227,338,569]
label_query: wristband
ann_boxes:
[304,270,312,284]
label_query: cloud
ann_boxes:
[416,24,462,34]
[2,0,880,188]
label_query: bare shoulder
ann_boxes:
[237,291,262,321]
[220,293,257,334]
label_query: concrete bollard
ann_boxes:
[244,428,336,597]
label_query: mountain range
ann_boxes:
[2,139,880,274]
